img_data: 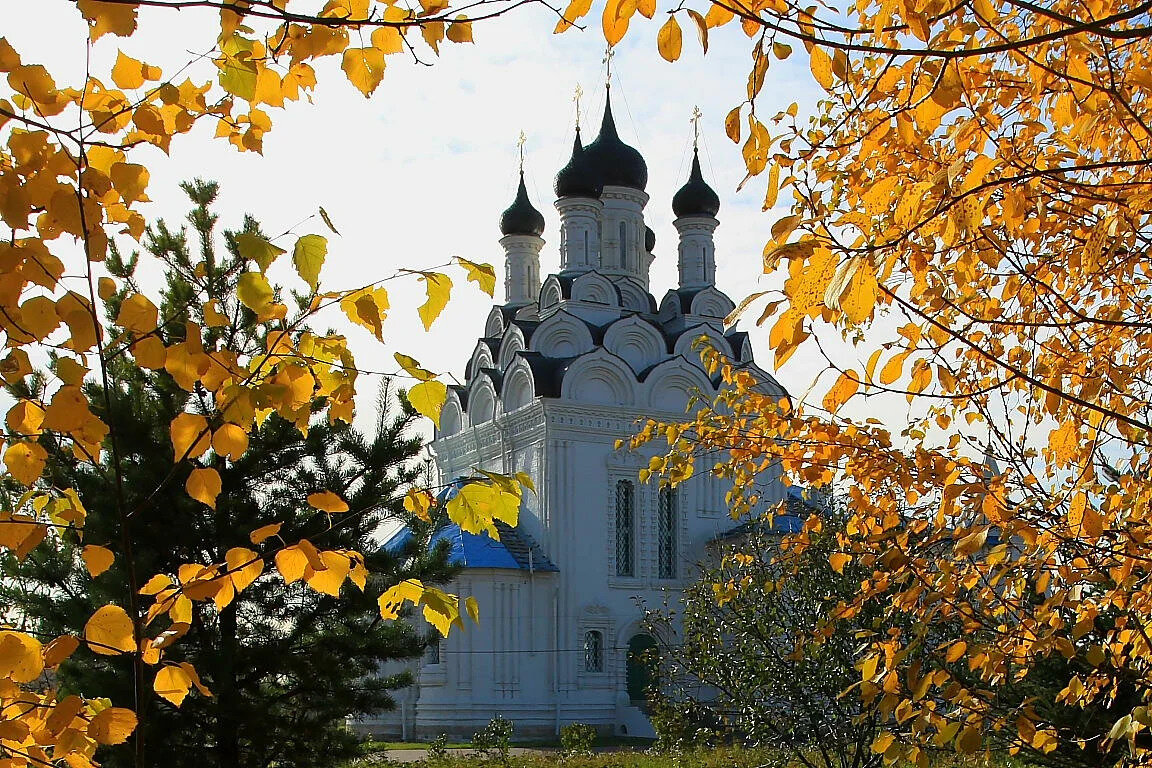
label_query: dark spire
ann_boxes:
[500,171,546,237]
[554,128,603,199]
[672,148,720,218]
[584,87,648,192]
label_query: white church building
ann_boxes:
[358,89,789,740]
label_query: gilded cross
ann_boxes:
[573,84,584,129]
[517,130,527,172]
[690,106,703,149]
[602,45,614,86]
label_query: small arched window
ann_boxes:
[425,636,441,666]
[616,480,635,577]
[584,630,604,672]
[583,228,590,266]
[658,485,678,579]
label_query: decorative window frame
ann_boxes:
[606,451,646,589]
[577,604,614,687]
[419,629,447,686]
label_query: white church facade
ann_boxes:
[357,89,789,740]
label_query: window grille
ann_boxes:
[658,486,678,579]
[584,630,604,672]
[425,636,440,665]
[615,480,635,577]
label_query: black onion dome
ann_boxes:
[672,148,720,218]
[554,129,603,199]
[500,171,546,237]
[645,225,656,253]
[584,90,648,191]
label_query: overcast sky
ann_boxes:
[8,3,885,438]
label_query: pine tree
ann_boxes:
[0,181,455,768]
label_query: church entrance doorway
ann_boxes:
[625,633,659,705]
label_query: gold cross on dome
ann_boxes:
[517,130,527,171]
[573,84,584,129]
[602,45,614,85]
[690,106,703,149]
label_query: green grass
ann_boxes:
[349,744,1022,768]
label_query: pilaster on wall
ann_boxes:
[597,186,651,288]
[556,197,603,272]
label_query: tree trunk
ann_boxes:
[216,603,240,767]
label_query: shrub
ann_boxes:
[471,716,514,764]
[559,723,597,756]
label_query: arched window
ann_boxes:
[658,485,678,579]
[584,630,604,672]
[583,229,589,266]
[616,480,635,577]
[619,221,628,269]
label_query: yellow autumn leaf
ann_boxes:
[226,546,264,592]
[841,262,879,324]
[657,16,683,62]
[82,544,115,577]
[275,545,310,584]
[455,256,496,296]
[76,0,139,39]
[170,412,210,461]
[395,352,436,381]
[379,578,426,620]
[0,631,43,682]
[554,0,593,32]
[237,272,274,314]
[4,441,47,486]
[212,423,249,461]
[88,706,138,745]
[235,232,286,272]
[340,286,390,340]
[6,400,45,437]
[84,604,136,656]
[810,45,834,89]
[408,380,447,427]
[446,480,520,536]
[43,634,80,667]
[307,490,350,513]
[18,296,59,341]
[404,488,435,521]
[872,732,895,754]
[945,640,968,663]
[155,664,192,706]
[446,16,473,43]
[132,336,166,369]
[762,163,780,210]
[822,370,859,413]
[306,550,351,596]
[466,595,480,624]
[417,272,452,330]
[828,552,851,573]
[186,467,222,508]
[341,47,386,97]
[115,292,158,333]
[111,50,145,89]
[422,586,462,636]
[249,523,281,545]
[292,233,327,292]
[1049,420,1079,465]
[879,351,909,386]
[602,0,635,46]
